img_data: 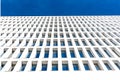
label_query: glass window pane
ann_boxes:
[84,63,90,70]
[52,64,58,71]
[62,64,69,71]
[73,64,79,70]
[78,50,84,58]
[41,64,47,71]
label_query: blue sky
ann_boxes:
[1,0,120,16]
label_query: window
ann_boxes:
[82,40,87,46]
[109,39,117,45]
[78,50,85,58]
[53,50,58,58]
[39,40,43,46]
[54,34,57,38]
[94,63,101,70]
[41,62,47,71]
[31,62,37,71]
[66,34,70,38]
[111,48,120,57]
[96,40,102,45]
[61,50,67,58]
[44,50,49,58]
[68,41,72,46]
[103,40,110,46]
[83,63,90,70]
[32,40,36,46]
[60,34,64,38]
[17,49,23,58]
[75,40,80,46]
[103,49,112,57]
[21,63,26,71]
[70,50,76,58]
[114,62,120,70]
[53,41,58,46]
[72,61,79,71]
[95,49,103,57]
[87,50,94,58]
[25,40,29,46]
[62,62,69,71]
[0,61,7,70]
[52,62,58,71]
[35,50,40,58]
[89,40,95,46]
[61,40,65,46]
[46,40,50,46]
[26,50,32,58]
[104,63,112,70]
[10,61,17,71]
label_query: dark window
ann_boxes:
[31,64,37,71]
[61,50,67,58]
[52,64,58,71]
[70,50,76,58]
[62,64,69,71]
[104,63,112,70]
[41,64,47,71]
[68,41,72,46]
[35,50,40,58]
[94,63,101,70]
[21,64,26,71]
[78,50,84,58]
[26,50,32,58]
[44,50,49,58]
[87,50,94,58]
[53,50,58,58]
[104,49,112,57]
[84,63,90,70]
[95,50,103,57]
[75,41,80,46]
[73,64,79,70]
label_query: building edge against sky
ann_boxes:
[0,16,120,80]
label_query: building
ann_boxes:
[0,16,120,80]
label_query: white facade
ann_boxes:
[0,16,120,80]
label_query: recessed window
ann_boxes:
[62,61,69,71]
[113,61,120,70]
[26,49,32,58]
[53,40,58,46]
[70,49,76,58]
[17,49,24,58]
[72,61,79,71]
[68,40,72,46]
[95,49,103,58]
[78,49,85,58]
[44,50,49,58]
[41,62,47,71]
[83,63,90,70]
[75,40,80,46]
[87,49,94,58]
[31,61,37,71]
[35,49,41,58]
[53,50,58,58]
[61,40,65,46]
[61,50,67,58]
[82,40,87,46]
[104,62,112,70]
[0,61,7,71]
[39,40,43,46]
[46,40,50,46]
[20,62,27,71]
[103,49,112,57]
[93,61,102,70]
[52,61,58,71]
